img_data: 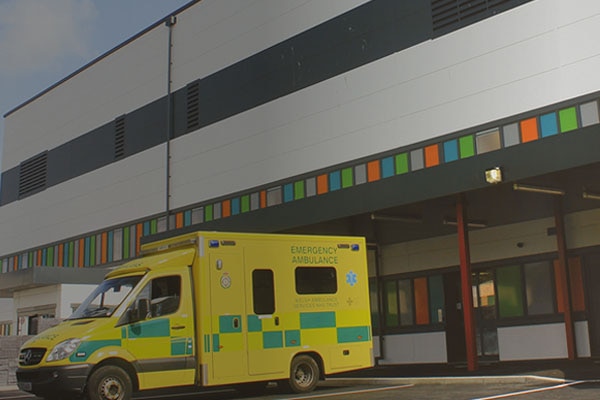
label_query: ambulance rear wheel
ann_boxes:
[87,365,132,400]
[286,355,319,393]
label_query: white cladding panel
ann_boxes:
[498,323,567,361]
[171,0,370,91]
[2,25,168,171]
[380,208,600,276]
[575,321,591,358]
[14,286,59,315]
[378,332,447,364]
[0,146,166,255]
[169,0,600,208]
[0,299,13,322]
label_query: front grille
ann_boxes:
[19,348,46,366]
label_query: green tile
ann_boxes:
[559,107,578,132]
[294,180,305,200]
[459,135,475,158]
[341,167,354,188]
[241,195,250,213]
[205,204,213,222]
[395,153,409,174]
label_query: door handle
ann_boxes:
[172,325,186,330]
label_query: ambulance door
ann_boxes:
[120,269,195,389]
[209,251,247,379]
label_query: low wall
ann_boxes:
[0,317,61,387]
[0,336,31,387]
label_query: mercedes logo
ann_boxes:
[22,350,33,364]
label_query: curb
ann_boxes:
[0,385,18,392]
[323,375,569,386]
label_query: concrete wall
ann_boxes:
[0,336,30,387]
[378,331,447,365]
[498,323,567,361]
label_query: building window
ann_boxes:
[524,261,554,315]
[384,280,399,328]
[383,274,445,330]
[497,265,524,318]
[0,322,11,336]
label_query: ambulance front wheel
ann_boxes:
[87,365,133,400]
[286,355,320,393]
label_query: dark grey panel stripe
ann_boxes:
[0,0,529,205]
[144,123,600,242]
[134,356,196,373]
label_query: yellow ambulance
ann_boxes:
[16,231,373,400]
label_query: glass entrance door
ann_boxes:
[472,270,499,359]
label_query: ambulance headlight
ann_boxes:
[46,338,81,362]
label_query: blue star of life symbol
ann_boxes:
[346,271,358,287]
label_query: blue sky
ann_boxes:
[0,0,191,171]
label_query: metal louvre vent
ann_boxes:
[18,152,47,198]
[19,348,46,366]
[432,0,530,36]
[115,116,126,159]
[186,81,200,132]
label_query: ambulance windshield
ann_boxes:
[69,276,142,319]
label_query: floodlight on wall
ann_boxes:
[370,213,422,223]
[513,183,565,196]
[443,218,487,229]
[485,167,503,184]
[583,191,600,201]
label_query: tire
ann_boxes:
[285,355,320,393]
[87,365,132,400]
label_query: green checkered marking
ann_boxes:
[70,339,121,362]
[263,331,283,348]
[219,315,242,333]
[171,337,193,355]
[127,318,170,338]
[337,326,370,343]
[300,311,336,329]
[247,315,262,332]
[285,330,301,347]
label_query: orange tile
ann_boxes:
[367,161,381,182]
[425,144,440,167]
[222,200,231,218]
[520,118,538,143]
[176,212,184,228]
[58,244,64,267]
[414,277,430,325]
[317,174,329,194]
[260,191,267,208]
[136,223,143,255]
[79,239,85,268]
[101,232,108,264]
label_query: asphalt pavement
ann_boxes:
[2,358,599,393]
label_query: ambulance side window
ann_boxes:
[150,276,181,317]
[295,267,337,294]
[252,269,275,314]
[128,276,181,321]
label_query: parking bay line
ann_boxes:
[473,380,585,400]
[284,384,414,400]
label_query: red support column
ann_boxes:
[554,198,576,360]
[456,193,478,371]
